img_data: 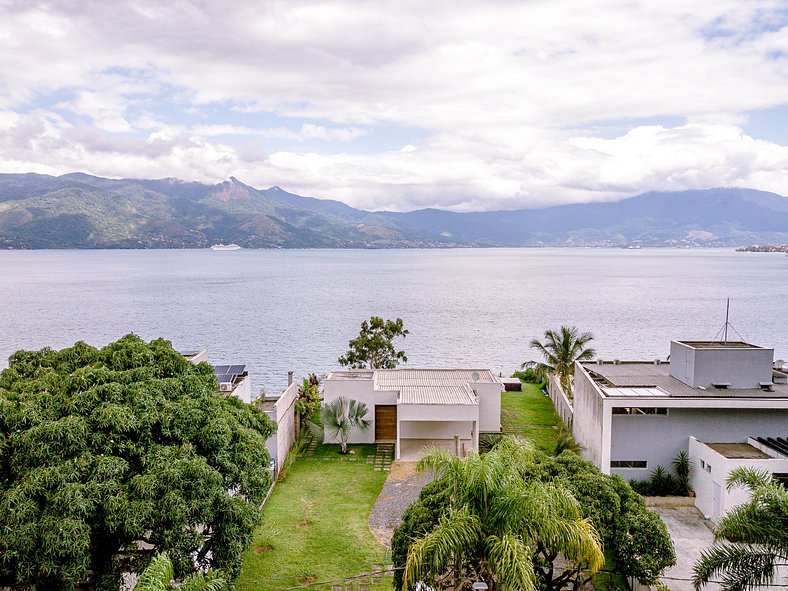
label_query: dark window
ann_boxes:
[612,407,668,415]
[611,460,648,469]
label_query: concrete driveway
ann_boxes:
[650,505,720,591]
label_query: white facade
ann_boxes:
[569,340,788,520]
[322,368,503,460]
[688,437,788,520]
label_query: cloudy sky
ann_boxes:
[1,1,788,211]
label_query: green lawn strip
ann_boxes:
[237,460,389,591]
[305,442,380,459]
[501,382,561,453]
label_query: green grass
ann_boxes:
[236,459,389,591]
[304,442,380,459]
[501,382,561,453]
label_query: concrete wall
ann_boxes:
[475,382,502,432]
[689,437,788,520]
[573,366,606,468]
[400,420,474,440]
[547,374,574,426]
[669,342,774,388]
[230,375,253,404]
[269,381,299,473]
[610,408,788,481]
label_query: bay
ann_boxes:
[0,248,786,395]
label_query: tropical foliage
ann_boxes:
[0,335,275,591]
[522,326,595,396]
[338,316,409,369]
[397,438,605,591]
[311,396,371,453]
[693,468,788,591]
[133,551,228,591]
[630,451,693,497]
[393,444,675,590]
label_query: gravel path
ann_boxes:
[369,462,433,548]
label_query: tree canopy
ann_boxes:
[397,438,605,591]
[338,316,409,369]
[523,326,595,396]
[393,442,675,591]
[693,468,788,591]
[0,334,275,591]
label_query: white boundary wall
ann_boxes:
[547,374,573,425]
[268,382,298,476]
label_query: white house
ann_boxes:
[570,339,788,520]
[322,368,504,460]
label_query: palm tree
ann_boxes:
[312,396,371,454]
[693,468,788,591]
[523,326,595,396]
[134,551,228,591]
[403,437,604,591]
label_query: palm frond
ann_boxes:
[134,552,174,591]
[403,507,483,589]
[692,542,780,591]
[484,532,538,591]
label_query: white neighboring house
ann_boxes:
[322,368,504,460]
[570,340,788,520]
[181,349,252,404]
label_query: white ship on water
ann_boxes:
[210,243,242,251]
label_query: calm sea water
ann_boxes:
[0,248,786,394]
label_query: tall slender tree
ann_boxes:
[523,326,595,396]
[693,468,788,591]
[402,438,604,591]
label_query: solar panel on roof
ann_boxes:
[215,374,233,384]
[213,365,231,374]
[229,364,246,375]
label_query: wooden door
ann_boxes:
[375,405,397,441]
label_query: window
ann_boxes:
[611,460,648,469]
[612,407,668,415]
[705,463,712,473]
[700,459,706,469]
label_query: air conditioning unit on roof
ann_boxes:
[219,382,233,392]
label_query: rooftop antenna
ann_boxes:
[711,298,744,344]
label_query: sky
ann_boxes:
[1,1,788,212]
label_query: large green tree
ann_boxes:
[0,335,275,591]
[393,447,675,591]
[522,326,595,396]
[693,468,788,591]
[399,438,605,591]
[338,316,409,369]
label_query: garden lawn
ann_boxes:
[501,382,560,452]
[236,459,389,591]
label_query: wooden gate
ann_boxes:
[374,405,397,441]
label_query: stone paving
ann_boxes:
[368,461,434,547]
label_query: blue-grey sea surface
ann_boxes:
[0,248,786,395]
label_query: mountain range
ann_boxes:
[1,172,787,249]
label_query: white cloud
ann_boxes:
[0,0,787,210]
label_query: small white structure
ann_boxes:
[322,368,504,460]
[689,436,788,521]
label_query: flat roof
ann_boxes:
[705,443,771,459]
[583,361,788,399]
[675,340,765,349]
[326,370,375,380]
